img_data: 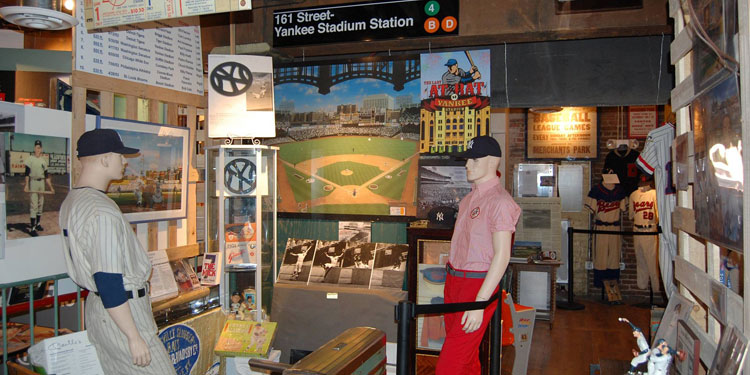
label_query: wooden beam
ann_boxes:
[100,91,115,117]
[738,0,750,364]
[72,71,206,108]
[164,243,200,262]
[670,75,695,111]
[71,87,87,185]
[151,286,210,313]
[125,95,138,120]
[675,255,744,330]
[672,207,696,236]
[670,27,693,65]
[187,106,198,244]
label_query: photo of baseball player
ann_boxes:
[307,240,347,284]
[277,238,317,283]
[3,133,69,239]
[369,243,409,289]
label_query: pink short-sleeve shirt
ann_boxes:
[449,177,521,271]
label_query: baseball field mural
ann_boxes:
[270,56,421,216]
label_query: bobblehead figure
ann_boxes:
[59,129,175,375]
[435,136,521,375]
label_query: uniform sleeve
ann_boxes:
[489,197,521,233]
[87,213,126,275]
[628,193,635,220]
[636,138,656,176]
[584,196,596,214]
[620,197,627,212]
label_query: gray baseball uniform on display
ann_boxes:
[60,187,175,375]
[636,124,676,298]
[25,154,47,219]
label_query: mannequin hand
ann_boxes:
[127,335,152,367]
[23,185,28,193]
[461,309,484,333]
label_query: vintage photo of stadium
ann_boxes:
[3,133,69,239]
[269,56,421,216]
[417,165,471,218]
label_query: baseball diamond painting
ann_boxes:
[269,56,421,216]
[3,133,70,239]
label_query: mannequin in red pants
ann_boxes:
[435,136,521,374]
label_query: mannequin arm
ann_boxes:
[106,302,151,367]
[461,230,512,333]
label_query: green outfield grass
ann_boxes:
[279,136,416,164]
[368,160,413,200]
[107,192,182,210]
[282,164,334,202]
[310,204,391,215]
[316,161,382,186]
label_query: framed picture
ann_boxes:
[653,290,694,347]
[416,239,449,351]
[709,279,728,324]
[709,325,749,375]
[675,319,700,375]
[97,116,189,223]
[2,133,70,240]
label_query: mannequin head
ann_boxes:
[461,135,502,184]
[76,129,139,190]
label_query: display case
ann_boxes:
[205,145,278,322]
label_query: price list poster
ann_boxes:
[74,0,204,96]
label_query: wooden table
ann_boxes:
[509,260,562,326]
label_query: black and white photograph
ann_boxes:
[709,324,749,375]
[3,133,69,240]
[277,238,317,283]
[308,240,347,284]
[370,243,408,289]
[692,75,743,251]
[337,242,377,287]
[417,165,471,218]
[338,221,372,243]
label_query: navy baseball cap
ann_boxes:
[459,135,502,159]
[77,129,139,158]
[445,58,458,66]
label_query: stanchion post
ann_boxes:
[395,300,414,375]
[558,226,585,310]
[489,289,502,375]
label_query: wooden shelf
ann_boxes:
[151,286,210,313]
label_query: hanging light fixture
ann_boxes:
[0,0,78,30]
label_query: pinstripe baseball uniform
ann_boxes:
[25,153,48,222]
[636,123,676,298]
[585,183,626,287]
[629,187,660,291]
[60,187,175,375]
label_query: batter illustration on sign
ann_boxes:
[629,177,660,292]
[441,53,481,96]
[584,168,627,289]
[24,139,55,236]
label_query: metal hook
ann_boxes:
[429,42,432,54]
[388,49,391,57]
[302,48,305,62]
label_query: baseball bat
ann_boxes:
[465,50,476,70]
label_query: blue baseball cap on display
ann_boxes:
[445,58,458,66]
[77,128,139,157]
[459,135,502,159]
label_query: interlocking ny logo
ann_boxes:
[467,139,474,149]
[436,212,444,221]
[210,61,253,97]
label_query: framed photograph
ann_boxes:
[417,164,471,219]
[338,242,377,287]
[691,75,743,251]
[653,290,695,347]
[270,55,420,216]
[709,325,749,375]
[709,279,728,324]
[416,239,450,351]
[689,0,737,98]
[97,116,189,223]
[370,243,408,289]
[2,133,70,240]
[675,319,700,375]
[277,238,317,284]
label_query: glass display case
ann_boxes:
[205,145,278,321]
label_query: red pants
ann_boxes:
[435,268,498,375]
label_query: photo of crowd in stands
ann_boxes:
[98,117,189,223]
[417,165,471,218]
[269,56,421,216]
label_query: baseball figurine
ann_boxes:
[59,129,176,375]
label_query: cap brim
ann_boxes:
[115,147,140,155]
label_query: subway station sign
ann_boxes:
[273,0,459,47]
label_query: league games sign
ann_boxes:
[273,0,459,47]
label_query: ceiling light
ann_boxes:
[528,106,563,114]
[0,0,78,30]
[63,0,74,11]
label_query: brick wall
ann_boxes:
[507,106,667,301]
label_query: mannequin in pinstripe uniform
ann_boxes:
[60,129,175,375]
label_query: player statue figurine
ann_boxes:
[620,317,682,375]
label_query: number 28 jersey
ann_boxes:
[629,188,658,227]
